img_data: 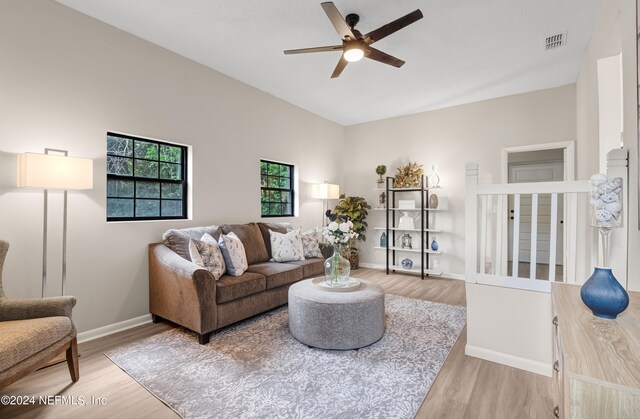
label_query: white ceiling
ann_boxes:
[55,0,602,126]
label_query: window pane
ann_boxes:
[281,191,291,203]
[107,179,134,197]
[267,163,280,176]
[161,200,182,216]
[107,198,133,218]
[134,160,159,178]
[280,165,290,177]
[159,145,181,163]
[260,162,268,175]
[284,201,292,215]
[107,135,133,157]
[136,199,159,217]
[279,177,290,189]
[136,181,160,198]
[107,156,133,176]
[260,175,268,187]
[160,162,181,180]
[268,176,280,188]
[162,183,182,199]
[134,140,159,160]
[261,202,269,215]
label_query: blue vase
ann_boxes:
[380,232,387,247]
[580,267,629,319]
[431,239,439,251]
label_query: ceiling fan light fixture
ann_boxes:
[343,45,364,62]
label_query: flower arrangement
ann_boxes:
[322,210,359,244]
[393,161,424,188]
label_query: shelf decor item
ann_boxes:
[401,233,412,249]
[378,191,386,208]
[401,258,413,269]
[398,212,415,230]
[430,164,441,188]
[380,232,387,247]
[375,165,387,187]
[393,162,424,188]
[321,210,358,287]
[429,193,439,209]
[431,236,439,252]
[580,174,628,319]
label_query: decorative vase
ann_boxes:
[398,212,415,230]
[401,258,413,269]
[347,248,360,270]
[430,164,440,188]
[431,236,439,251]
[401,233,412,249]
[581,267,629,319]
[324,243,350,287]
[380,232,387,247]
[429,193,439,209]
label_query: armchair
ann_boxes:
[0,240,79,389]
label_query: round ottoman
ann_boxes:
[288,278,385,350]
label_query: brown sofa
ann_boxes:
[149,222,328,344]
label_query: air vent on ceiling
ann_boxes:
[545,31,567,50]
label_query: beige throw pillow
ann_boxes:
[270,229,305,262]
[188,233,226,280]
[300,228,323,258]
[218,232,248,276]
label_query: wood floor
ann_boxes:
[0,268,554,418]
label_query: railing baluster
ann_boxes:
[530,194,538,280]
[548,193,558,282]
[512,194,520,279]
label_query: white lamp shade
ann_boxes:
[312,183,340,199]
[17,153,93,190]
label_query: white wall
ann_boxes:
[0,0,343,332]
[577,0,639,290]
[343,85,578,277]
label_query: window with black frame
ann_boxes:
[106,132,187,221]
[260,160,294,217]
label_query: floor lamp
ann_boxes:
[312,182,340,227]
[17,150,93,297]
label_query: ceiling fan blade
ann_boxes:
[364,9,423,44]
[284,45,343,55]
[331,56,349,78]
[321,2,357,41]
[365,46,405,68]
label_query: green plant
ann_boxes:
[393,161,424,188]
[375,165,387,176]
[333,195,371,245]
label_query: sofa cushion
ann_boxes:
[300,229,323,258]
[188,234,226,280]
[257,222,288,259]
[270,229,305,262]
[218,232,248,277]
[0,317,73,373]
[286,258,325,278]
[221,223,269,265]
[162,225,220,261]
[247,262,303,290]
[216,272,266,304]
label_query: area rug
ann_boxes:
[105,295,466,419]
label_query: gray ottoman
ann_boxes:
[288,278,385,350]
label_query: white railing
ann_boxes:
[466,163,591,293]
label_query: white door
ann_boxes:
[507,161,564,264]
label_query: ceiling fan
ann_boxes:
[284,2,423,78]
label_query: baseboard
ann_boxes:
[358,262,465,281]
[77,314,153,344]
[465,344,552,377]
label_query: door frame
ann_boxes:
[499,141,576,282]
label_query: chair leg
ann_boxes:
[66,337,79,382]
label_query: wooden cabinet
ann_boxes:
[551,283,640,418]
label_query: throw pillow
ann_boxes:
[218,232,248,276]
[188,233,226,280]
[162,225,219,261]
[270,229,305,262]
[300,228,323,258]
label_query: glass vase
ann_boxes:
[324,243,350,287]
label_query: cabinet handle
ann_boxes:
[552,316,558,326]
[553,361,560,372]
[553,405,560,418]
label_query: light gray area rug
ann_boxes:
[106,295,466,419]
